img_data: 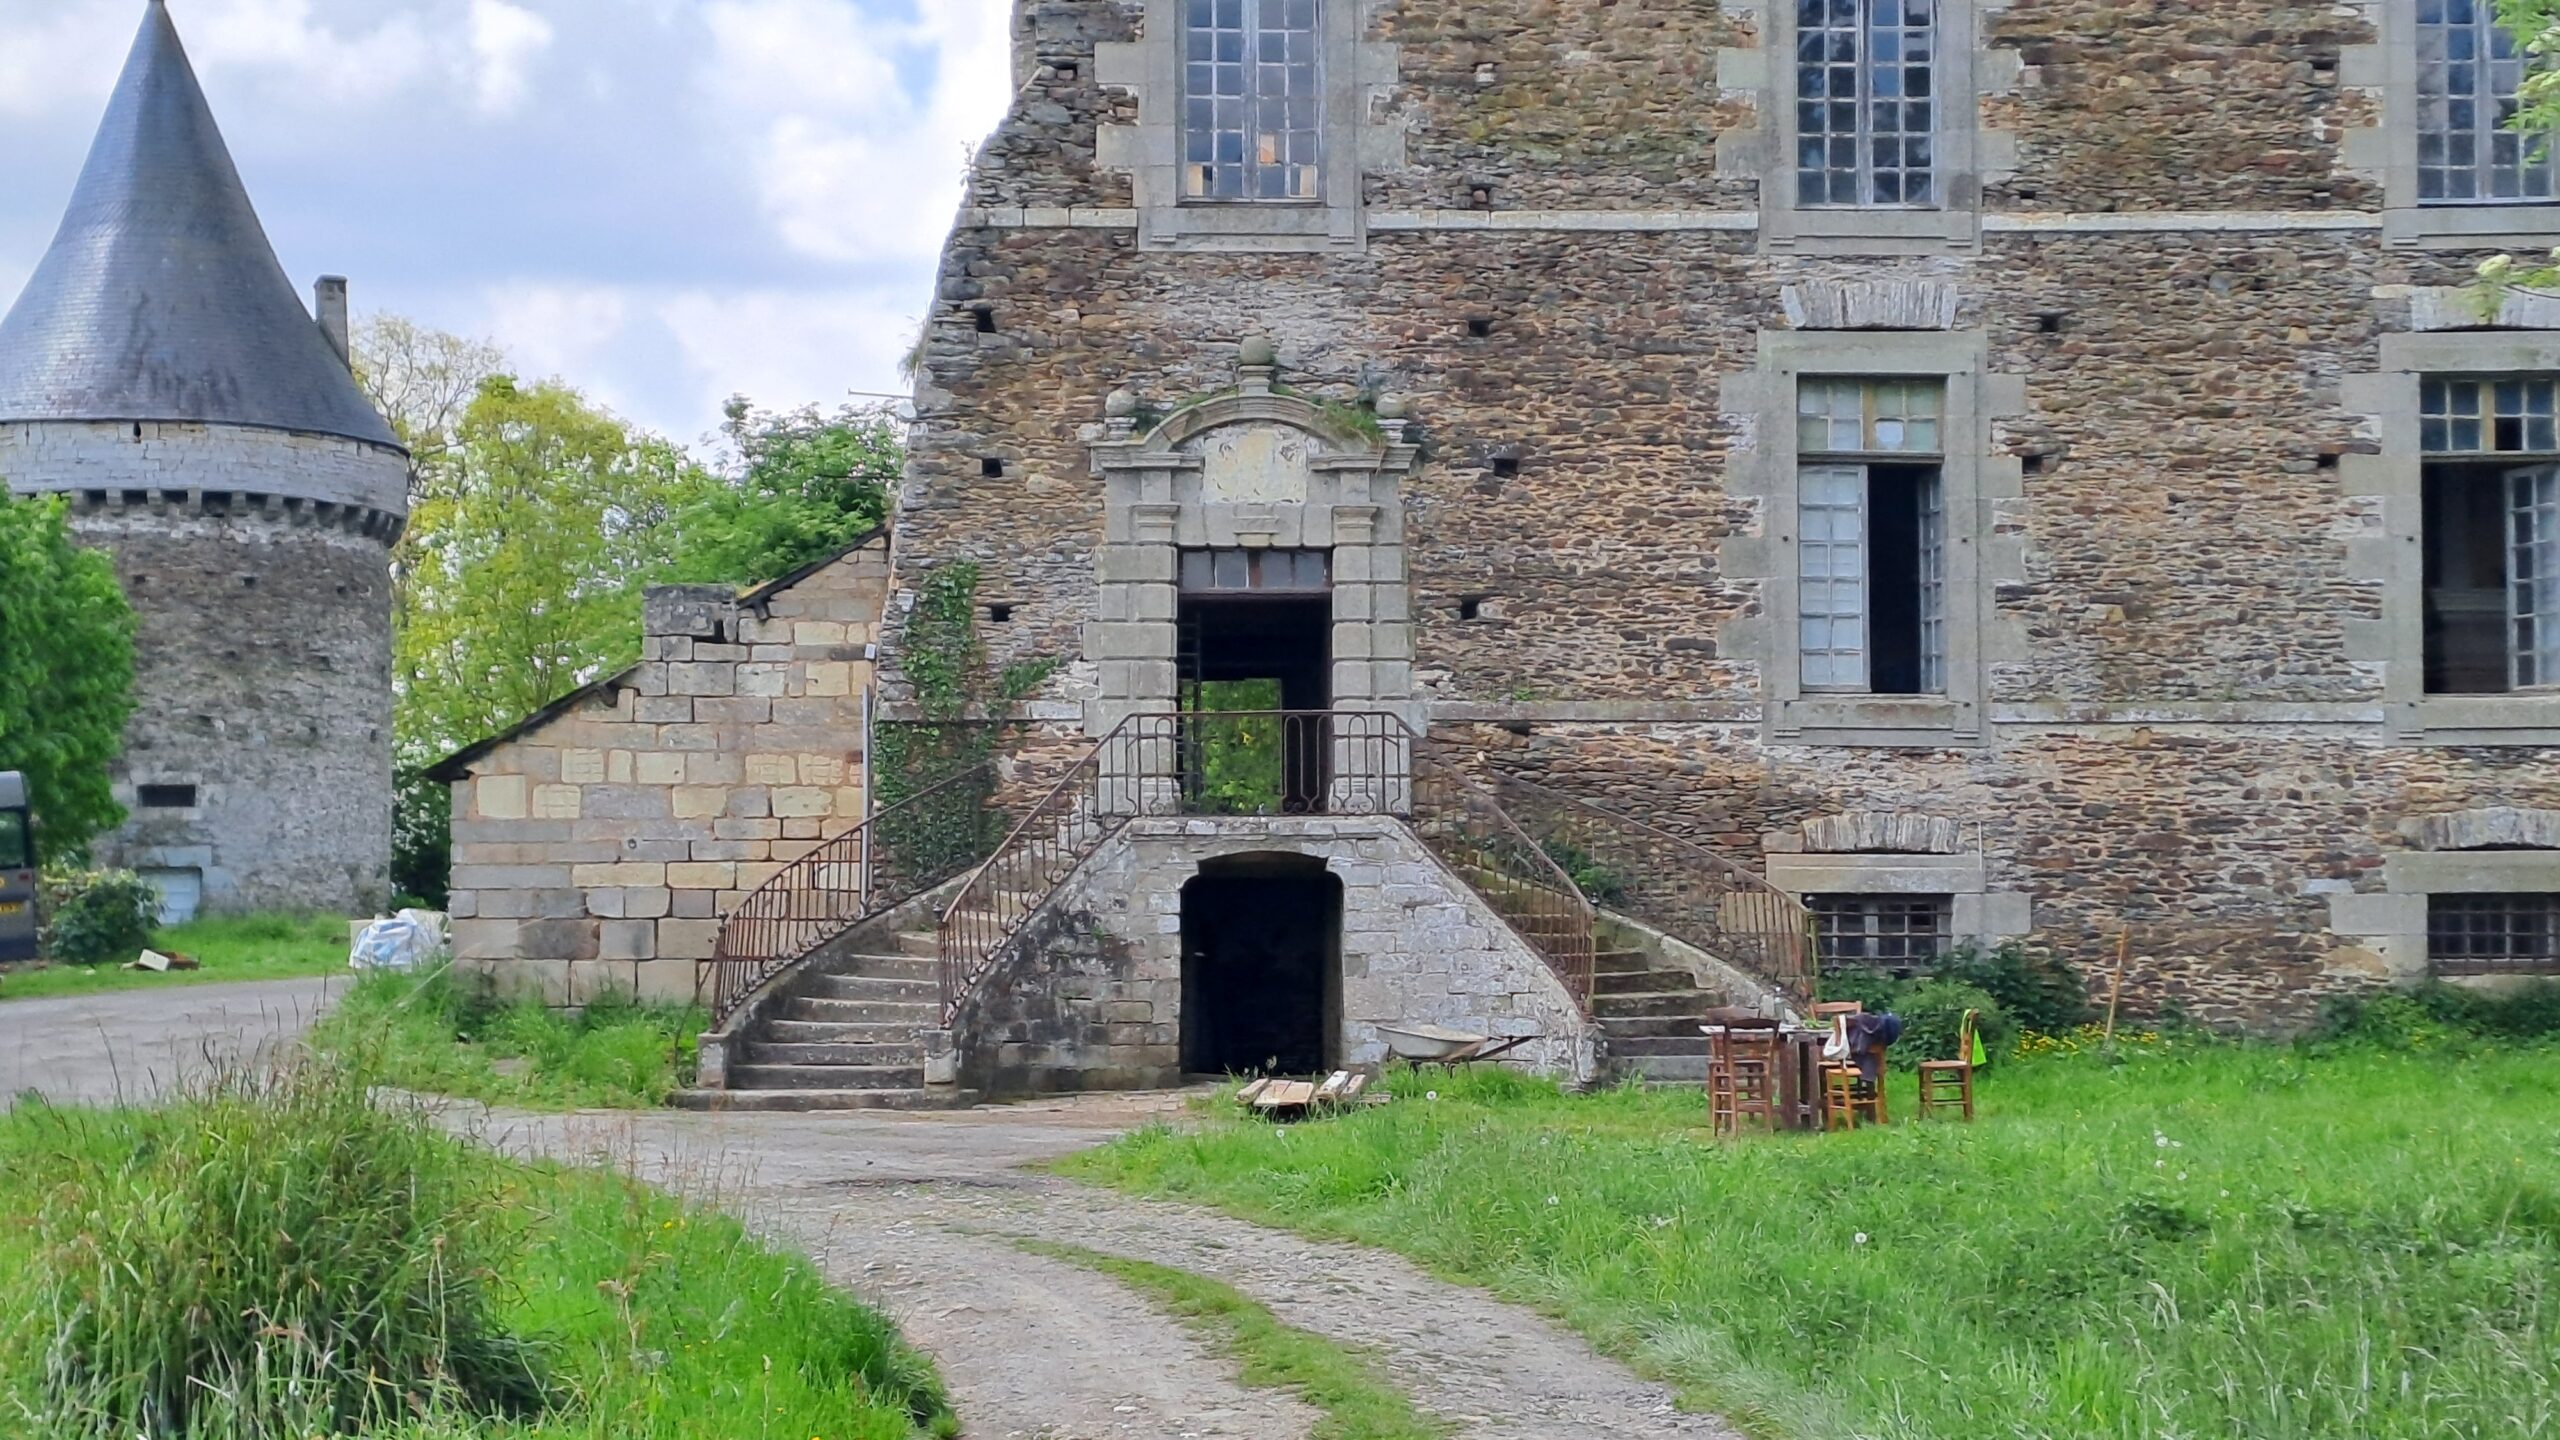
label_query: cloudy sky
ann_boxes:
[0,0,1016,445]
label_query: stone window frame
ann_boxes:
[2343,330,2560,742]
[1720,328,2024,746]
[1085,355,1422,739]
[2346,0,2560,249]
[1095,0,1403,253]
[2327,811,2560,982]
[1717,0,2018,255]
[1761,828,2032,955]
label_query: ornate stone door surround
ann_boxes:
[1086,344,1422,743]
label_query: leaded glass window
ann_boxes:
[1799,464,1870,690]
[2514,466,2560,685]
[2417,0,2556,203]
[1182,0,1321,201]
[1796,0,1936,207]
[1797,378,1949,694]
[1811,894,1952,971]
[2420,375,2560,454]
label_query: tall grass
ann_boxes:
[1065,1045,2560,1440]
[0,1056,956,1439]
[0,912,351,1002]
[5,1062,541,1438]
[311,969,702,1110]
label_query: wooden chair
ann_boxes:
[1917,1008,1978,1121]
[1820,1063,1862,1130]
[1713,1027,1780,1136]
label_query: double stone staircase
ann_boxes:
[679,924,966,1111]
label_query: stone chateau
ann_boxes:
[0,2,402,917]
[464,0,2560,1108]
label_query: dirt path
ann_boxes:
[0,976,340,1108]
[464,1099,1740,1440]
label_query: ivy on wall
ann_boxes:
[872,562,1058,884]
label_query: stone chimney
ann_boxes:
[313,276,350,368]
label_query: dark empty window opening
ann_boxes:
[1054,60,1079,81]
[1459,594,1486,621]
[81,489,107,507]
[981,456,1005,478]
[2036,313,2064,334]
[1467,316,1494,339]
[1491,453,1520,479]
[1179,549,1333,813]
[159,489,186,505]
[137,784,198,810]
[1182,855,1342,1075]
[986,603,1015,624]
[121,489,147,506]
[241,575,257,589]
[1810,893,1952,975]
[972,305,997,333]
[2021,452,2049,475]
[2316,450,2341,470]
[2429,892,2560,975]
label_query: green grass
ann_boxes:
[1062,1045,2560,1440]
[0,1063,955,1439]
[309,968,703,1111]
[1017,1240,1447,1440]
[0,912,352,1001]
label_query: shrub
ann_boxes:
[21,1058,545,1437]
[1815,966,1907,1015]
[2313,979,2560,1049]
[1937,940,2093,1036]
[1894,979,2014,1066]
[39,868,160,966]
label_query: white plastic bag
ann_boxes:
[350,913,442,972]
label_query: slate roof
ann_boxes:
[0,1,401,449]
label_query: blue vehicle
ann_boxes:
[0,773,33,963]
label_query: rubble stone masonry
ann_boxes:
[888,0,2560,1030]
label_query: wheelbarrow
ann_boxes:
[1376,1022,1536,1070]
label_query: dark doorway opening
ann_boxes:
[1178,548,1332,812]
[1181,854,1342,1076]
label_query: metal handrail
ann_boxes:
[1409,755,1600,1012]
[707,761,999,1026]
[933,709,1600,1023]
[1487,771,1815,1012]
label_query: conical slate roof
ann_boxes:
[0,1,399,449]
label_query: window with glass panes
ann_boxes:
[1810,894,1951,971]
[1796,0,1936,207]
[1182,0,1321,201]
[2428,892,2560,974]
[1797,378,1948,693]
[2418,376,2560,692]
[2416,0,2557,203]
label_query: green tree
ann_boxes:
[0,494,137,858]
[669,397,898,584]
[394,376,707,759]
[2477,5,2560,286]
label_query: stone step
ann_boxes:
[743,1041,924,1067]
[1594,968,1701,997]
[1610,1053,1713,1085]
[726,1062,926,1091]
[779,995,939,1025]
[897,929,939,958]
[801,972,938,1003]
[1598,1014,1727,1040]
[1606,1034,1714,1058]
[1590,990,1726,1019]
[1590,949,1653,974]
[825,952,937,983]
[763,1018,925,1045]
[673,1087,981,1113]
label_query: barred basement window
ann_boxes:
[1810,893,1951,971]
[1182,0,1321,201]
[136,784,197,810]
[2416,0,2556,203]
[2428,891,2560,974]
[2419,376,2560,693]
[1796,0,1936,207]
[1798,377,1948,694]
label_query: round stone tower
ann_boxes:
[0,1,407,916]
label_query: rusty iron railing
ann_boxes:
[935,710,1600,1022]
[1487,772,1815,1013]
[1409,757,1599,1013]
[708,761,1001,1026]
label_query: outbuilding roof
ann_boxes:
[0,1,401,449]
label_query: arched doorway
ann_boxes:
[1180,852,1343,1075]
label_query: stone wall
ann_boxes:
[953,815,1597,1092]
[881,0,2560,1030]
[441,537,889,1006]
[0,420,405,916]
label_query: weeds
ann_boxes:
[311,968,701,1109]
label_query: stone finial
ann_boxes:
[1239,335,1278,367]
[1374,393,1409,420]
[1103,387,1139,440]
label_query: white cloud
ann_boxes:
[184,0,439,103]
[700,0,1014,265]
[467,0,556,118]
[0,5,127,119]
[657,286,921,416]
